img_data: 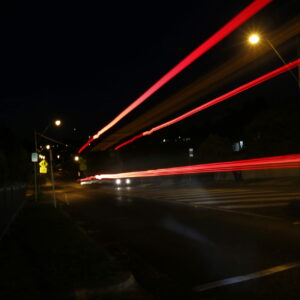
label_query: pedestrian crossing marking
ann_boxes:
[219,202,289,209]
[107,185,300,213]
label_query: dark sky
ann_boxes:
[0,0,299,145]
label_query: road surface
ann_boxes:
[54,178,300,299]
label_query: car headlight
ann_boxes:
[116,179,122,185]
[126,179,131,185]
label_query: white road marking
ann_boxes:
[194,196,300,205]
[110,187,300,212]
[130,189,299,197]
[219,202,289,209]
[193,261,300,292]
[157,192,300,201]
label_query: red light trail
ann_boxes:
[79,154,300,182]
[78,0,272,153]
[115,58,300,150]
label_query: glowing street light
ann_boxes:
[42,119,62,135]
[74,155,80,162]
[248,33,260,44]
[247,32,299,85]
[54,119,61,127]
[46,145,51,150]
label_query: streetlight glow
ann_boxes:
[46,145,51,150]
[74,155,80,162]
[55,120,61,127]
[248,33,260,44]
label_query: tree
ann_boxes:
[245,102,300,157]
[0,123,30,185]
[198,134,233,163]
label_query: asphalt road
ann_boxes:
[55,178,300,299]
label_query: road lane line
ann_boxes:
[134,189,252,196]
[219,202,289,209]
[175,194,300,202]
[159,190,300,196]
[135,191,300,201]
[195,196,300,205]
[193,261,300,292]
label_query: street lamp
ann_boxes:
[45,144,57,208]
[42,119,62,135]
[33,119,62,202]
[247,33,298,85]
[55,119,62,127]
[248,33,260,45]
[74,155,80,162]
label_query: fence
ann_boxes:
[0,184,26,239]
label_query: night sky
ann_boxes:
[0,0,299,146]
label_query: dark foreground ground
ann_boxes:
[0,191,152,300]
[1,177,300,299]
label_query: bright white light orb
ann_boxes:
[55,120,61,126]
[248,34,260,44]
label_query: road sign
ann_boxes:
[39,159,48,174]
[31,152,38,162]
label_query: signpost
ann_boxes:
[31,152,38,163]
[39,159,48,174]
[34,121,62,206]
[32,151,39,201]
[34,130,38,201]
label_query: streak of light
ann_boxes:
[79,154,300,183]
[95,16,300,152]
[115,58,300,150]
[78,0,272,153]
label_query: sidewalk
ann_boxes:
[0,188,153,299]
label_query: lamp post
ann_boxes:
[42,119,62,135]
[47,145,57,208]
[74,155,80,177]
[33,119,62,202]
[248,33,299,86]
